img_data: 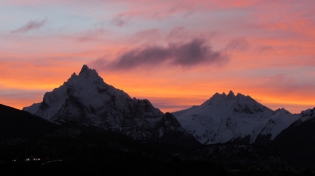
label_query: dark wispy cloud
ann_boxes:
[168,26,187,38]
[92,38,229,70]
[225,38,250,51]
[79,28,106,42]
[11,18,47,34]
[133,29,160,42]
[256,45,274,53]
[111,15,128,27]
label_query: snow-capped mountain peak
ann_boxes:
[173,91,299,144]
[23,65,193,142]
[200,91,270,117]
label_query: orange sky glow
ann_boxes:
[0,0,314,114]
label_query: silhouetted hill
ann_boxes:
[272,108,315,168]
[0,104,57,138]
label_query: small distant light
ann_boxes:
[26,158,30,161]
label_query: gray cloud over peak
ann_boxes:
[93,38,229,70]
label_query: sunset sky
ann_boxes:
[1,0,314,113]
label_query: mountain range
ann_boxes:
[22,65,315,146]
[2,64,315,173]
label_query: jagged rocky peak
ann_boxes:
[227,90,235,99]
[210,91,248,100]
[65,65,103,88]
[68,64,101,82]
[298,107,315,122]
[203,91,268,114]
[274,108,290,114]
[301,107,315,117]
[210,90,235,101]
[78,64,98,76]
[70,72,77,79]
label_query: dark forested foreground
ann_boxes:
[1,103,315,175]
[1,130,314,176]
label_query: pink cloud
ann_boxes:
[132,29,161,43]
[110,14,128,27]
[2,0,315,114]
[79,28,107,42]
